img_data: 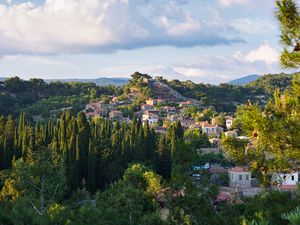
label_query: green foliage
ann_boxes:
[222,136,250,165]
[230,75,300,183]
[0,147,66,225]
[282,207,300,225]
[276,0,300,68]
[0,77,120,117]
[195,152,231,166]
[184,128,211,150]
[123,163,162,194]
[246,73,294,94]
[168,79,262,112]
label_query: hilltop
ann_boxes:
[228,75,260,85]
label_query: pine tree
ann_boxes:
[276,0,300,68]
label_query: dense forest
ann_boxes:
[0,77,120,117]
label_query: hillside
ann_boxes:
[166,79,264,112]
[228,74,260,85]
[246,73,294,94]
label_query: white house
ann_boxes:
[142,112,159,126]
[229,166,251,188]
[201,122,218,134]
[225,116,234,129]
[274,171,299,186]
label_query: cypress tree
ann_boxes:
[87,139,96,194]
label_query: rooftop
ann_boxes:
[229,166,249,173]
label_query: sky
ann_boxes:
[0,0,289,84]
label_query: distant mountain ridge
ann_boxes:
[228,75,260,85]
[45,77,129,86]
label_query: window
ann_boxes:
[246,175,249,180]
[292,175,294,181]
[239,175,242,181]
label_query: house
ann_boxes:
[95,108,108,117]
[273,171,299,190]
[225,116,234,129]
[142,112,159,125]
[110,96,119,104]
[181,118,195,129]
[85,100,109,118]
[201,122,218,134]
[211,117,219,126]
[167,114,179,123]
[85,111,100,118]
[146,98,157,106]
[179,100,192,108]
[141,104,154,111]
[225,130,238,137]
[190,122,201,129]
[163,106,177,115]
[213,191,231,204]
[147,109,160,115]
[109,110,123,120]
[229,167,251,188]
[86,101,98,110]
[210,165,228,185]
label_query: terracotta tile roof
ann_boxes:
[229,166,249,173]
[214,191,231,202]
[278,185,297,190]
[210,165,227,174]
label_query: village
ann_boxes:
[83,94,299,205]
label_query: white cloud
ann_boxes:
[2,55,66,65]
[218,0,249,7]
[230,18,275,34]
[0,0,240,55]
[245,44,279,65]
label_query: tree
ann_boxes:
[222,136,250,165]
[282,207,300,225]
[276,0,300,68]
[0,147,66,225]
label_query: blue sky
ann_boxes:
[0,0,286,83]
